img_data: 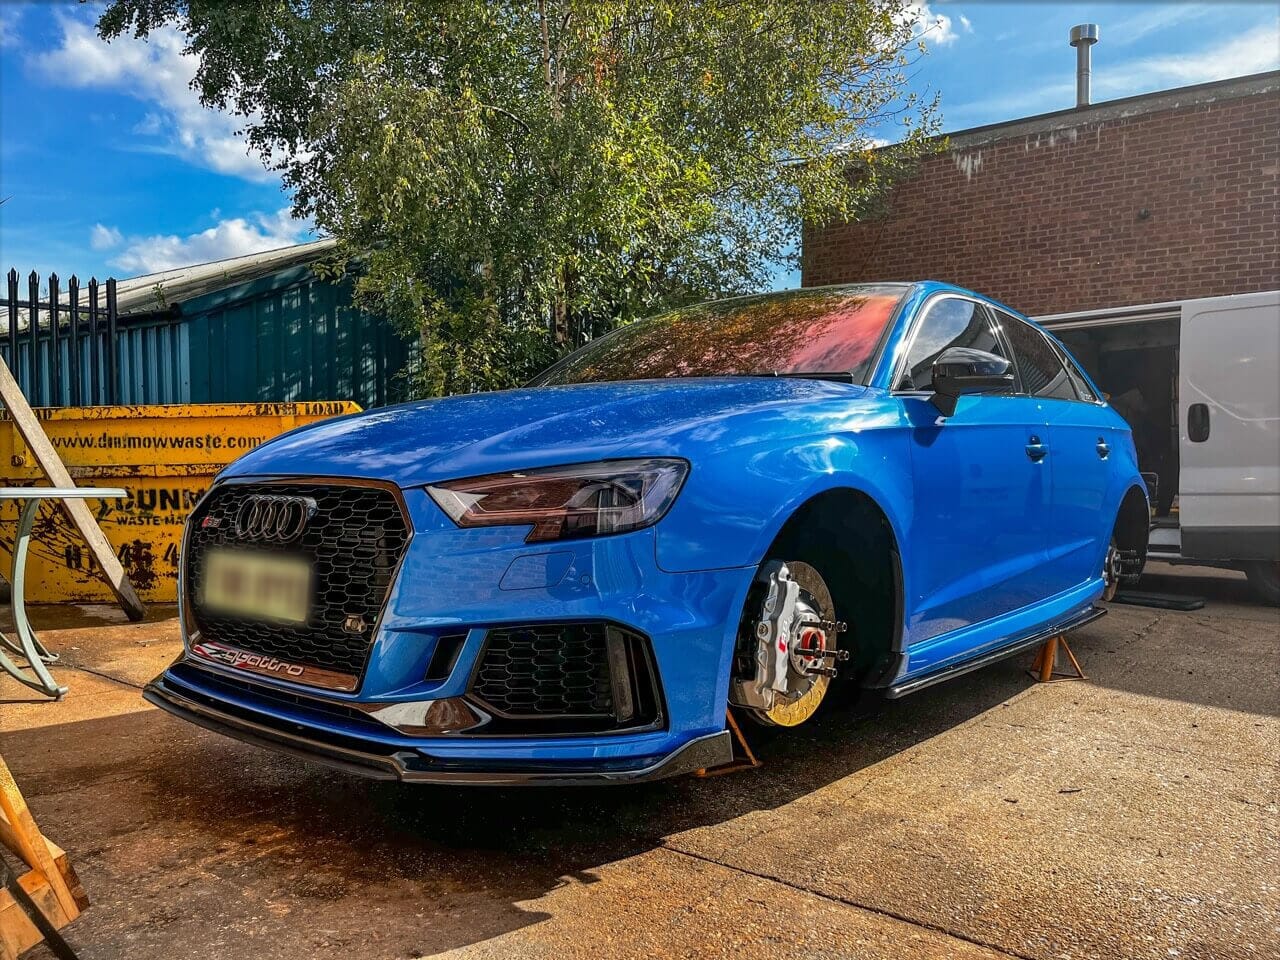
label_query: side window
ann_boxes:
[997,313,1078,401]
[899,299,1008,391]
[1047,336,1098,402]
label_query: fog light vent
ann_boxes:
[425,633,467,682]
[469,622,661,733]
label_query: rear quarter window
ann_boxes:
[998,312,1078,401]
[1047,336,1098,402]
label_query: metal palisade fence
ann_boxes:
[2,268,190,408]
[2,264,413,409]
[1,268,122,407]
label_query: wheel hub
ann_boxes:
[1103,541,1122,600]
[790,623,829,675]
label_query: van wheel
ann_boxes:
[1244,562,1280,605]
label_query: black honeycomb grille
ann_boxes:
[474,624,613,717]
[185,482,410,677]
[469,623,662,732]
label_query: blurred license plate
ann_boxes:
[201,550,311,624]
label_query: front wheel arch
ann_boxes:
[754,487,905,691]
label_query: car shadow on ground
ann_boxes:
[4,655,1034,956]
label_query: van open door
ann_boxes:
[1179,291,1280,600]
[1042,290,1280,604]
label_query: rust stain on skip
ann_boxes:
[0,401,360,603]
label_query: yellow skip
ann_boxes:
[0,402,360,604]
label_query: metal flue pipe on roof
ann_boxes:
[1069,23,1100,107]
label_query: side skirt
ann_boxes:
[883,605,1106,699]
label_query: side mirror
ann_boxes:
[930,347,1015,416]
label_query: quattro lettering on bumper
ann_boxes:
[189,639,358,692]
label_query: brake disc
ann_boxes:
[733,560,841,727]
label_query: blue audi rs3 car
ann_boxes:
[146,281,1149,784]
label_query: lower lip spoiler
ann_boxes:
[143,674,733,786]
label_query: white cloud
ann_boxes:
[33,14,273,182]
[1016,3,1223,56]
[0,5,21,48]
[959,15,973,35]
[1102,18,1280,89]
[89,224,123,250]
[109,208,313,275]
[1108,4,1217,47]
[132,112,165,136]
[903,2,961,47]
[945,17,1280,126]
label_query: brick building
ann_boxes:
[802,72,1280,316]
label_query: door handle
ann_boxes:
[1187,403,1210,442]
[1096,438,1110,459]
[1025,436,1048,462]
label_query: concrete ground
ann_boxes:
[1,563,1276,960]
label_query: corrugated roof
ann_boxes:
[5,238,339,328]
[113,237,338,316]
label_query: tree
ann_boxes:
[100,0,941,396]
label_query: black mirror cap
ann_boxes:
[930,347,1016,416]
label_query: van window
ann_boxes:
[899,299,1008,391]
[997,313,1078,401]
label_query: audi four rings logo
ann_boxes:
[235,495,316,542]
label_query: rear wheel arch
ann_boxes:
[1114,484,1151,570]
[1102,483,1151,598]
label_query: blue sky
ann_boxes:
[1,1,1277,287]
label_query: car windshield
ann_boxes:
[531,284,908,387]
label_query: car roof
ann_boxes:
[738,280,1009,305]
[901,280,1034,322]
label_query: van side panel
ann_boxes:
[1179,291,1280,561]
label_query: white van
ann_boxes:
[1039,290,1280,603]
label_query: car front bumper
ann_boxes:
[164,487,758,782]
[144,670,734,784]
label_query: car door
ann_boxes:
[895,296,1054,661]
[996,311,1114,593]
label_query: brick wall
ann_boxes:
[802,81,1280,316]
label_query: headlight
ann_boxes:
[426,458,689,542]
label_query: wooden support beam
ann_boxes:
[0,357,144,621]
[695,709,763,777]
[0,758,79,920]
[0,754,87,959]
[0,838,86,960]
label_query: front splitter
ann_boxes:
[143,673,733,786]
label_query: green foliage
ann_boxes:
[101,0,940,396]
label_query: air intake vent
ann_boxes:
[469,623,662,734]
